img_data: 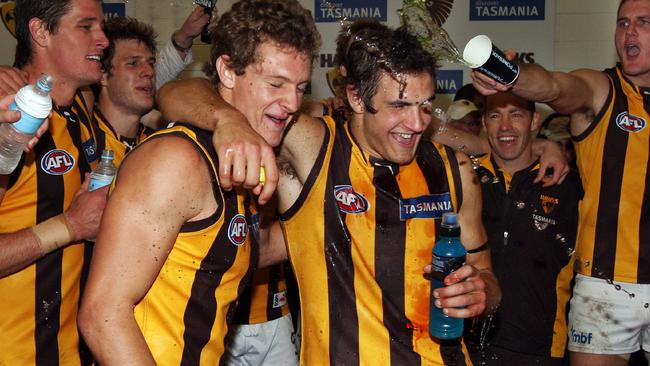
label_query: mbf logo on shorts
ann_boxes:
[570,328,593,345]
[228,214,248,246]
[334,185,369,214]
[41,149,75,175]
[616,112,646,132]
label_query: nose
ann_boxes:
[141,62,154,79]
[404,106,426,132]
[499,116,513,130]
[280,88,301,113]
[96,28,109,51]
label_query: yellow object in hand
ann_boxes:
[259,166,266,185]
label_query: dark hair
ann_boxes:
[102,17,157,76]
[14,0,78,68]
[484,92,536,115]
[335,19,439,113]
[205,0,321,86]
[454,83,479,102]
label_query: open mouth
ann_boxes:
[392,132,417,146]
[625,43,640,57]
[86,55,102,62]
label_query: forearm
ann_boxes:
[79,305,156,366]
[157,78,241,132]
[431,123,489,156]
[0,213,75,277]
[478,268,501,316]
[155,40,192,90]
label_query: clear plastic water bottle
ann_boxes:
[89,150,117,191]
[429,212,467,340]
[0,74,54,174]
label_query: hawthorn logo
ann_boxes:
[540,194,558,214]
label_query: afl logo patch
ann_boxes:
[228,214,248,246]
[334,185,369,214]
[616,112,646,132]
[41,149,75,175]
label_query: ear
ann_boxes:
[99,72,109,88]
[216,55,235,89]
[346,85,364,114]
[530,111,541,131]
[28,18,49,48]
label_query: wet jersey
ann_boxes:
[573,64,650,283]
[280,116,470,365]
[232,264,290,324]
[131,124,256,365]
[89,108,153,167]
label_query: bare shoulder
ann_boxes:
[115,134,213,219]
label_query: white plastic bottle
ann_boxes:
[0,74,54,174]
[89,150,117,191]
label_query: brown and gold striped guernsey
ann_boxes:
[0,93,94,365]
[131,124,256,365]
[88,108,153,167]
[280,116,470,365]
[573,64,650,283]
[232,264,289,324]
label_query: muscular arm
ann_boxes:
[432,152,501,318]
[157,78,278,204]
[78,136,214,365]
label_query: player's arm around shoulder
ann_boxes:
[279,113,327,184]
[78,135,214,365]
[456,151,501,316]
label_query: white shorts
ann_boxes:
[222,313,299,366]
[567,274,650,354]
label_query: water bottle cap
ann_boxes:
[36,74,55,93]
[441,212,459,228]
[101,149,114,160]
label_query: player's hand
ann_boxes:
[533,139,569,186]
[425,264,487,318]
[174,6,211,48]
[212,111,278,205]
[65,174,109,240]
[0,66,28,98]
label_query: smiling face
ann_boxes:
[44,0,108,87]
[483,92,540,174]
[102,39,156,116]
[350,72,435,165]
[220,42,312,148]
[616,0,650,84]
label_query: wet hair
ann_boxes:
[204,0,321,87]
[335,19,439,113]
[13,0,84,68]
[102,17,157,76]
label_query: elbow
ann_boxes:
[78,292,112,348]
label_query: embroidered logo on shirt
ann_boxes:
[228,214,248,246]
[399,193,453,220]
[334,185,369,214]
[616,112,646,132]
[40,149,75,175]
[540,194,559,214]
[273,290,287,308]
[532,213,556,231]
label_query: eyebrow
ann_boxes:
[387,95,435,106]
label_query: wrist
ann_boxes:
[31,214,75,255]
[171,32,192,53]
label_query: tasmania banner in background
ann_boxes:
[0,0,553,104]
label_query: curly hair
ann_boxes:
[101,17,157,77]
[204,0,321,86]
[335,20,439,113]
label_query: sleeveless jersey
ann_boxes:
[280,116,470,365]
[131,124,256,365]
[232,263,290,324]
[573,65,650,283]
[0,94,94,366]
[88,108,153,167]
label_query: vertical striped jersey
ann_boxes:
[280,116,470,365]
[131,125,256,365]
[88,108,153,167]
[232,263,290,324]
[573,65,650,283]
[0,94,94,366]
